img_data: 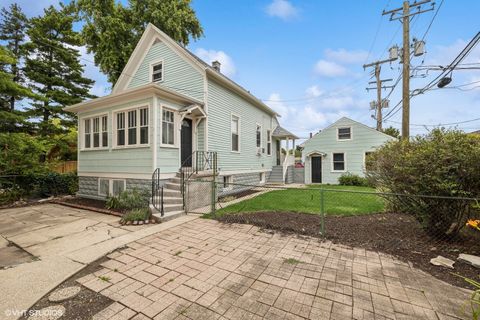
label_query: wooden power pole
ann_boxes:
[383,0,434,139]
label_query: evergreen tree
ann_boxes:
[75,0,203,84]
[23,5,94,136]
[0,3,28,111]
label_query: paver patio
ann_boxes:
[80,218,473,320]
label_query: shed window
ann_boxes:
[231,116,239,152]
[83,115,108,149]
[267,130,272,155]
[333,153,345,171]
[115,107,149,147]
[162,109,175,145]
[140,107,149,144]
[152,62,163,82]
[117,113,125,146]
[93,117,100,147]
[128,110,137,145]
[101,116,108,147]
[338,127,351,140]
[256,125,262,148]
[84,119,91,148]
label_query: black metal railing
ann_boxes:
[180,151,218,209]
[151,168,164,216]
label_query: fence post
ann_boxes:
[211,179,216,217]
[320,189,325,235]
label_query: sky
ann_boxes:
[3,0,480,138]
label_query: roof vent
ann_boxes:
[212,60,221,72]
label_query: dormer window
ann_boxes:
[338,127,351,140]
[151,61,163,82]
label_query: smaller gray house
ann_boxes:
[301,117,396,184]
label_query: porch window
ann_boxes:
[140,107,149,144]
[231,115,239,152]
[101,116,108,147]
[333,153,345,171]
[162,109,175,145]
[93,117,100,147]
[256,125,262,148]
[117,113,125,146]
[338,127,351,140]
[266,130,272,155]
[84,119,91,148]
[127,110,137,145]
[152,62,163,82]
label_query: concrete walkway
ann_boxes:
[84,219,473,320]
[0,204,197,319]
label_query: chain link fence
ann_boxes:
[185,179,480,288]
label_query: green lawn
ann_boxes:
[214,185,384,216]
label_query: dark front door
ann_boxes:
[181,118,193,166]
[276,140,281,165]
[311,156,322,183]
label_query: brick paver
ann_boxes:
[81,219,473,320]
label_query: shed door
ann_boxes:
[311,156,322,183]
[181,118,193,166]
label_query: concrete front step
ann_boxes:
[150,208,185,223]
[162,188,181,197]
[165,182,181,191]
[152,196,182,204]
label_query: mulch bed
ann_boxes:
[20,256,113,320]
[52,197,124,217]
[218,189,261,202]
[217,211,480,289]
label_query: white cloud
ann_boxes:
[324,48,369,64]
[195,48,236,78]
[305,85,323,98]
[313,60,348,77]
[265,0,299,20]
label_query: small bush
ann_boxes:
[338,173,369,187]
[105,188,149,211]
[0,186,23,205]
[121,208,151,223]
[34,172,78,197]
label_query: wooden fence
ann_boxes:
[52,161,77,173]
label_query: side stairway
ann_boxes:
[267,165,284,184]
[150,172,185,222]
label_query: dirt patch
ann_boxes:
[20,256,113,320]
[52,197,123,217]
[216,212,480,289]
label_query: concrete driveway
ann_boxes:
[0,203,197,319]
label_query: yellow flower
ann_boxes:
[466,219,480,231]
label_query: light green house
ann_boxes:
[65,24,298,216]
[301,117,395,184]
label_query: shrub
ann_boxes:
[121,208,151,223]
[366,129,480,237]
[33,172,78,197]
[0,186,23,205]
[105,188,149,211]
[338,173,369,187]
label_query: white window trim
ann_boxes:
[222,175,233,191]
[160,106,179,148]
[337,127,352,141]
[266,129,272,156]
[98,178,126,196]
[80,112,109,151]
[331,152,347,172]
[150,59,164,83]
[231,113,241,153]
[256,123,263,149]
[112,104,151,149]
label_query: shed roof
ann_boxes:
[272,126,299,139]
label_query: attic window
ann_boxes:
[152,62,163,82]
[338,127,351,140]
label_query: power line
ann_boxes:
[384,116,480,127]
[420,0,445,42]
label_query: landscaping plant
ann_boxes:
[120,208,151,223]
[366,129,480,237]
[338,172,370,187]
[105,188,149,211]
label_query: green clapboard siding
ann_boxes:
[207,79,276,172]
[78,98,153,174]
[128,40,204,102]
[302,117,395,184]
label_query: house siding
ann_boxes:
[77,98,154,175]
[207,79,276,173]
[302,117,395,184]
[127,40,204,102]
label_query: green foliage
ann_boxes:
[23,4,94,135]
[33,172,78,197]
[121,208,151,223]
[338,173,370,187]
[382,126,400,139]
[105,188,149,211]
[366,129,480,237]
[0,185,22,205]
[74,0,203,84]
[0,133,49,174]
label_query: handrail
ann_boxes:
[151,168,164,216]
[282,153,295,183]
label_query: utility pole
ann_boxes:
[363,59,394,131]
[383,0,434,139]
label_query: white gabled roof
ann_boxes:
[112,23,279,117]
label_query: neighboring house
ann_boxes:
[65,23,297,216]
[301,117,396,184]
